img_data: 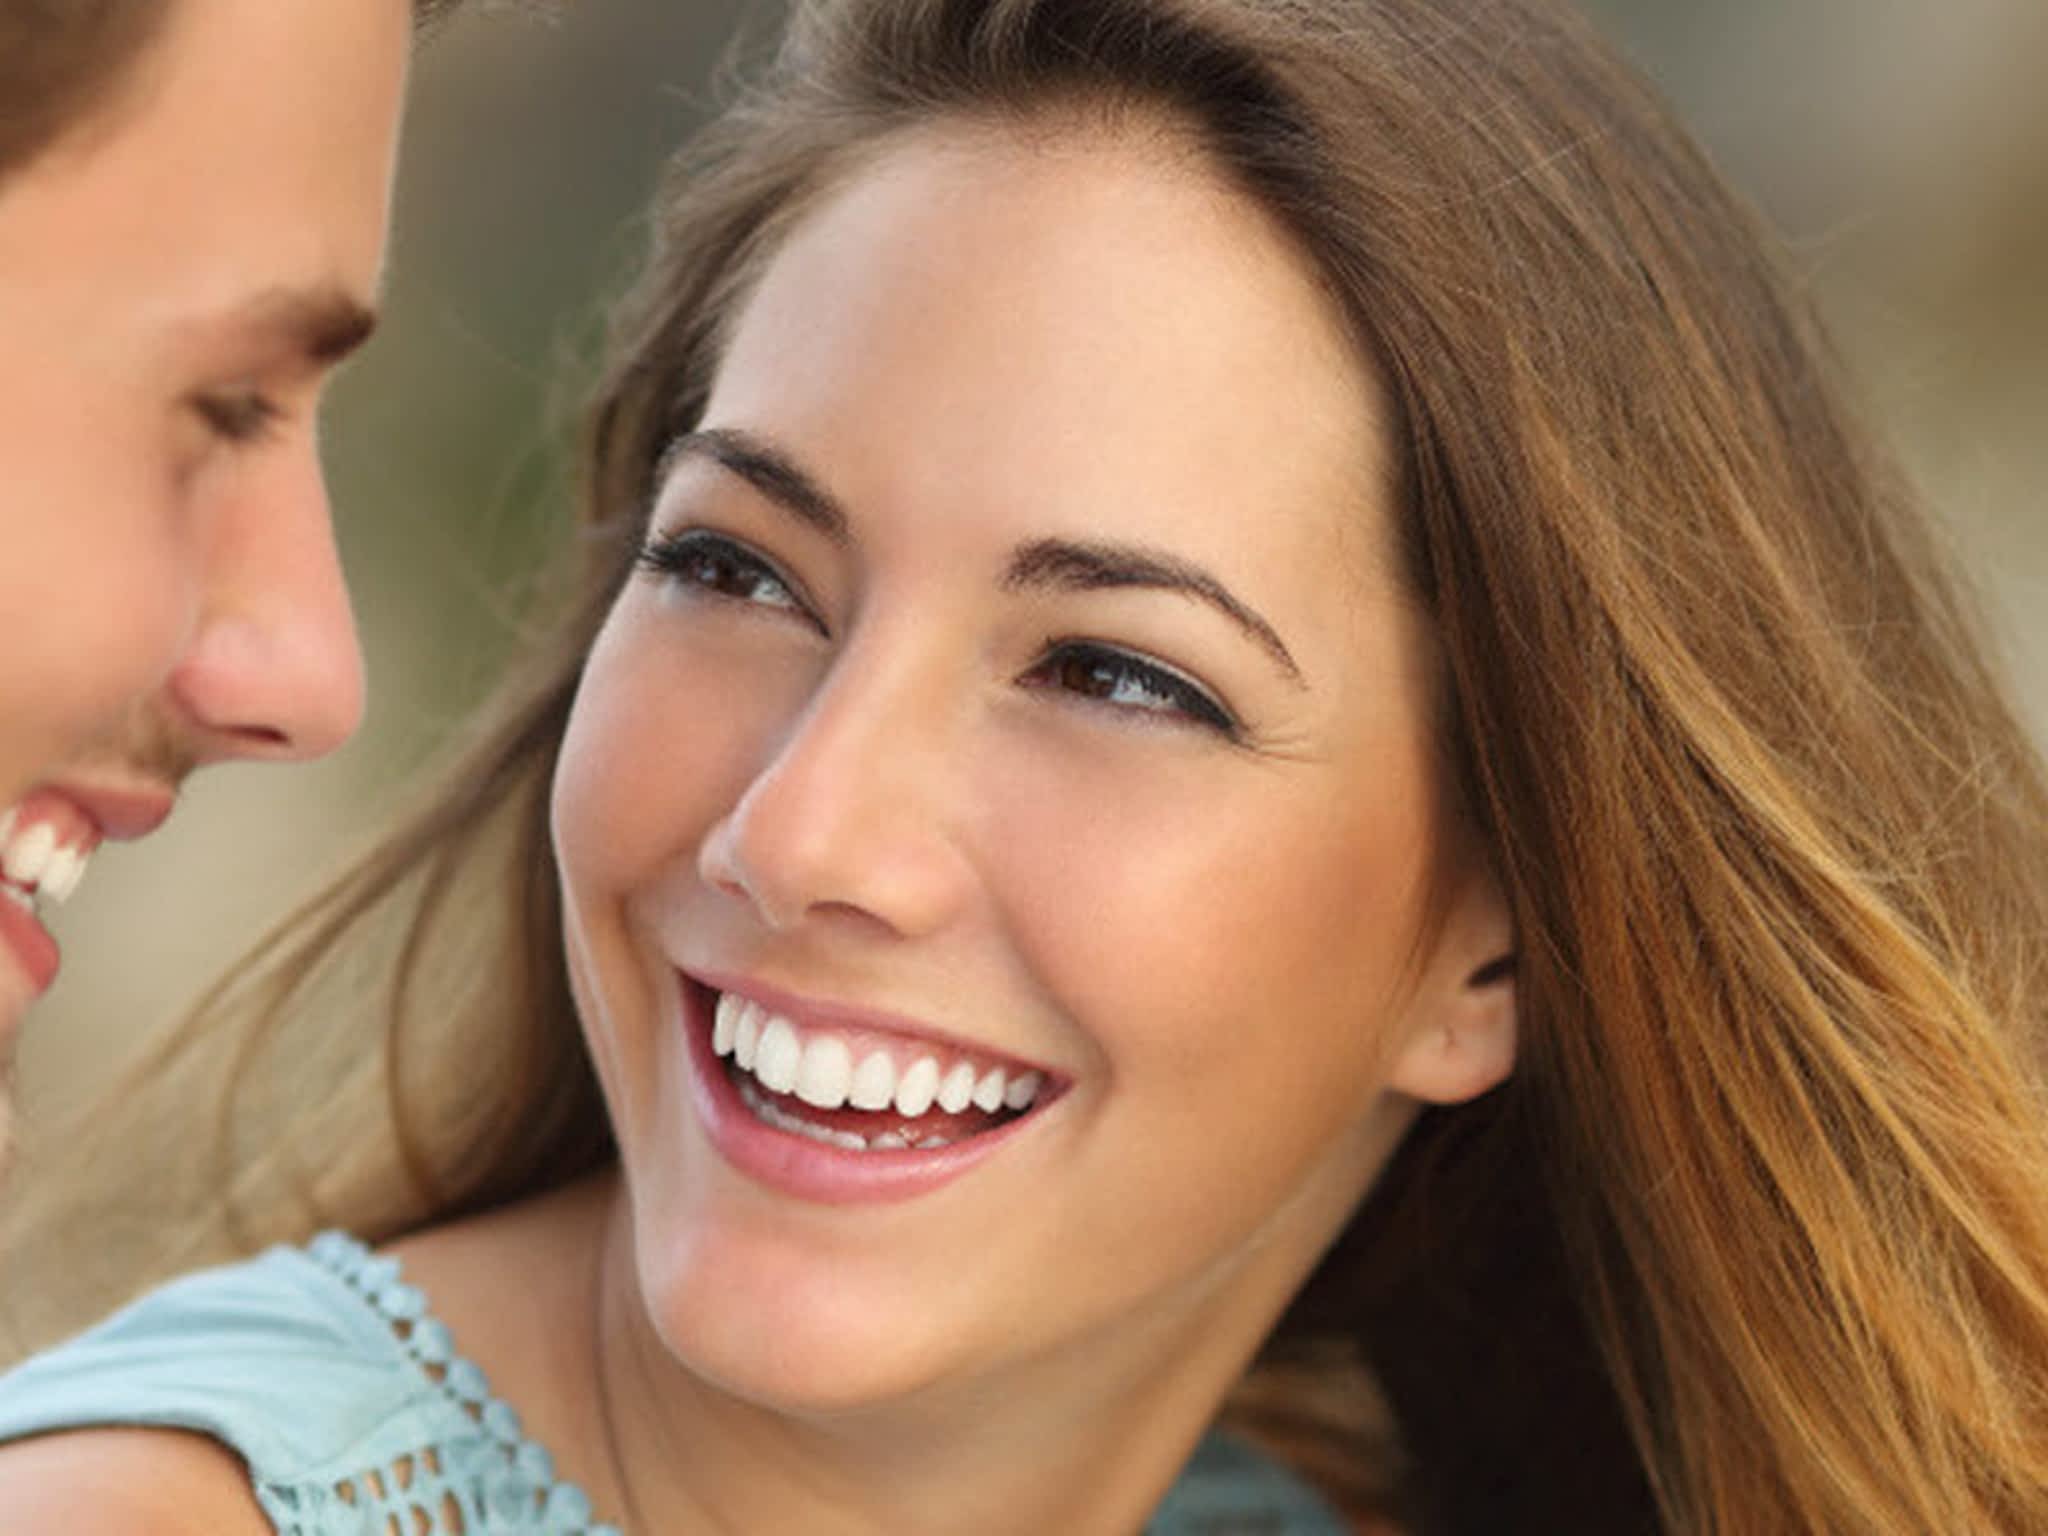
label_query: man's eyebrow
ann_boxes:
[659,427,849,542]
[1003,538,1304,685]
[195,286,380,367]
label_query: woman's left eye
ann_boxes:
[1021,641,1239,736]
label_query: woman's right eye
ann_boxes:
[636,529,819,626]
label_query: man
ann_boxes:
[0,0,429,1164]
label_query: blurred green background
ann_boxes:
[21,0,2048,1121]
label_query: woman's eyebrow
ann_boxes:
[662,428,1302,684]
[1003,538,1304,685]
[660,427,849,542]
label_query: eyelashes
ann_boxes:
[637,527,820,629]
[194,390,285,446]
[635,527,1243,738]
[1017,641,1239,735]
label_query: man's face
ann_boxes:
[0,0,411,1093]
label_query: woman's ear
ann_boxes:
[1387,862,1518,1106]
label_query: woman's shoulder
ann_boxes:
[0,1423,274,1535]
[0,1231,615,1535]
[0,1236,425,1533]
[0,1236,433,1477]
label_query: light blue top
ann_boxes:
[0,1232,1346,1534]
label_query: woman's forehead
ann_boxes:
[701,120,1402,594]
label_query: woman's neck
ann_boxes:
[398,1168,1330,1534]
[591,1175,1297,1534]
[397,1163,1343,1536]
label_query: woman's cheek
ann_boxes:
[993,734,1428,1077]
[974,737,1274,1011]
[556,599,810,892]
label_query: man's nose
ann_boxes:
[163,440,365,764]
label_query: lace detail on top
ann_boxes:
[0,1231,1346,1533]
[281,1232,618,1536]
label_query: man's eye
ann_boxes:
[1021,641,1239,736]
[636,529,818,624]
[195,391,284,445]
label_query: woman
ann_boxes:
[3,0,2045,1530]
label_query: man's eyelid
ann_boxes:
[190,354,334,420]
[192,349,328,408]
[190,386,289,444]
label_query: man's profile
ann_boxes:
[0,0,421,1168]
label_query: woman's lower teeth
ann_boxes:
[736,1076,954,1152]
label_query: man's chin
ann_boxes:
[0,1069,15,1189]
[0,1002,20,1184]
[0,987,25,1062]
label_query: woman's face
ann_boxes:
[554,121,1514,1415]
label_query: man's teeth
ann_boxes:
[0,811,93,908]
[37,843,89,903]
[711,991,1045,1128]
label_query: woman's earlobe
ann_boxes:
[1388,951,1519,1106]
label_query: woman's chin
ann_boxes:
[661,1315,968,1421]
[635,1233,984,1419]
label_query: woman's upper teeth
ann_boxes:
[712,991,1044,1117]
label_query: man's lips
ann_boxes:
[0,890,60,997]
[0,777,178,998]
[1,777,176,859]
[38,779,175,842]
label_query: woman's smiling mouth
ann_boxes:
[680,975,1064,1202]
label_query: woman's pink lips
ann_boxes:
[678,975,1053,1206]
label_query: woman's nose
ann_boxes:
[164,444,365,765]
[697,644,974,941]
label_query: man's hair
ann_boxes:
[0,0,169,180]
[0,0,461,183]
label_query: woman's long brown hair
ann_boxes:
[13,2,2047,1530]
